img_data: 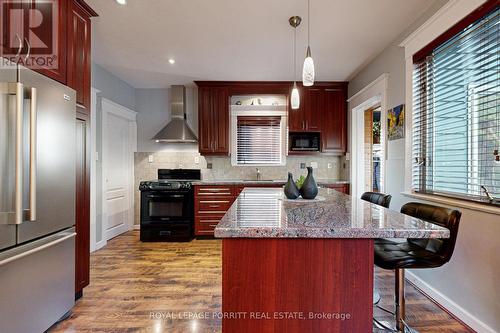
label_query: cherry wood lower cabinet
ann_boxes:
[194,184,282,236]
[326,184,350,195]
[222,238,374,333]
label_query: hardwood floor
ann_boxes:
[49,231,472,333]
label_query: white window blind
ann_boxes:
[236,116,282,165]
[412,5,499,204]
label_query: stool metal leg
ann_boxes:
[395,269,405,332]
[373,268,419,333]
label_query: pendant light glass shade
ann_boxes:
[291,82,300,109]
[302,0,315,86]
[302,46,315,86]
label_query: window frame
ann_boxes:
[230,105,288,167]
[410,0,499,205]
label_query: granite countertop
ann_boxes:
[214,188,450,239]
[192,179,350,186]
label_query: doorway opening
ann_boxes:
[364,106,382,192]
[348,73,388,200]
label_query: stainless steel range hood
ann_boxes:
[152,85,198,143]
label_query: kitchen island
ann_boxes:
[214,188,449,333]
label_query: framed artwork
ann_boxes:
[388,104,405,140]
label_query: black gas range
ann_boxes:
[139,169,201,242]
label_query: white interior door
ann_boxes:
[102,99,137,241]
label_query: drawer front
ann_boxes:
[197,197,233,212]
[195,217,221,236]
[195,185,234,197]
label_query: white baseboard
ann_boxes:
[91,239,107,253]
[133,224,140,230]
[406,271,497,333]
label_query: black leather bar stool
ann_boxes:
[374,202,461,332]
[361,191,392,306]
[361,192,392,209]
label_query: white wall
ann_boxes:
[135,87,198,152]
[348,1,500,331]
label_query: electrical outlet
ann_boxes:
[194,156,200,164]
[207,163,213,169]
[300,163,306,169]
[148,155,154,163]
[310,161,318,169]
[327,163,332,169]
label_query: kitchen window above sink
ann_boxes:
[230,96,288,166]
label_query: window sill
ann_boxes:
[401,191,500,216]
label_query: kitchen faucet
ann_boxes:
[481,185,499,204]
[256,168,261,181]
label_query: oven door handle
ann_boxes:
[146,194,186,199]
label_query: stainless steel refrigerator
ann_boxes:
[0,61,76,333]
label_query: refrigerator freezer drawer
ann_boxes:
[0,228,75,333]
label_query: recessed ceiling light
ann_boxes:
[168,58,175,64]
[115,0,127,5]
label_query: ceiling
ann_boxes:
[88,0,439,88]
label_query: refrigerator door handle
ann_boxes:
[0,231,76,267]
[28,87,37,222]
[0,82,25,225]
[24,38,31,62]
[14,34,23,58]
[13,82,24,225]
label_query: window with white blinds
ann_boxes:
[236,116,283,165]
[412,5,499,204]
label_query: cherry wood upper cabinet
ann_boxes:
[288,85,305,132]
[289,86,322,132]
[304,88,322,131]
[67,0,96,112]
[0,0,67,82]
[32,0,68,83]
[197,84,230,156]
[322,86,348,153]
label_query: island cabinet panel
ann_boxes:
[222,238,374,333]
[197,85,230,156]
[322,87,347,153]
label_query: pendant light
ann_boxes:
[289,16,301,110]
[302,0,315,86]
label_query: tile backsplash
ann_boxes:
[134,151,346,224]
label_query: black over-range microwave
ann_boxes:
[289,132,320,151]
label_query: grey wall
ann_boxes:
[91,62,137,245]
[92,63,136,110]
[135,87,198,152]
[348,1,500,331]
